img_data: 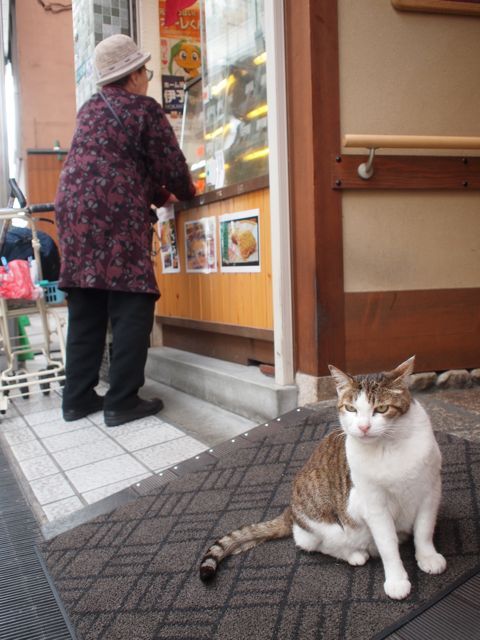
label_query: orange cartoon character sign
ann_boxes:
[169,40,201,79]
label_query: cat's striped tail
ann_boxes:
[199,507,293,582]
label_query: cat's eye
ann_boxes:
[375,405,389,414]
[344,404,356,413]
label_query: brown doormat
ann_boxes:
[39,408,480,640]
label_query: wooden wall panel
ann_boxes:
[162,325,273,365]
[26,152,65,244]
[154,188,273,330]
[345,289,480,374]
[333,155,480,190]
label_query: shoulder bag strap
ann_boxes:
[99,90,146,167]
[99,90,126,128]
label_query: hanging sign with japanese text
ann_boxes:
[159,0,202,138]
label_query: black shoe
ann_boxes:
[104,398,164,427]
[63,394,104,422]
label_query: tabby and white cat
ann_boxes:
[199,356,446,600]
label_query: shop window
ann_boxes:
[181,0,268,194]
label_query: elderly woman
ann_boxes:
[55,34,195,427]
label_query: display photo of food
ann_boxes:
[220,209,260,272]
[185,217,217,273]
[158,214,180,274]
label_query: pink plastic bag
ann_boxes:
[0,260,39,300]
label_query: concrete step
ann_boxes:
[141,377,256,446]
[145,347,298,423]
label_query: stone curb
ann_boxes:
[410,369,480,392]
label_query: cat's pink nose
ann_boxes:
[358,424,370,434]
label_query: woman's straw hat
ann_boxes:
[94,34,151,87]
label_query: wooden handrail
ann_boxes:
[343,134,480,180]
[343,134,480,150]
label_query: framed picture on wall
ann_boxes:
[219,210,260,273]
[392,0,480,16]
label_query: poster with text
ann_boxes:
[159,0,201,135]
[157,205,180,273]
[220,209,260,273]
[185,216,217,273]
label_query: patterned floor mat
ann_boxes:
[39,407,480,640]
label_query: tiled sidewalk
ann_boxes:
[0,308,256,527]
[0,384,207,524]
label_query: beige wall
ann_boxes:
[137,0,163,104]
[343,191,480,291]
[338,0,480,292]
[16,0,76,157]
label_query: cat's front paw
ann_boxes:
[348,550,369,566]
[417,552,447,575]
[384,578,411,600]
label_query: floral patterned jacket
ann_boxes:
[55,85,195,296]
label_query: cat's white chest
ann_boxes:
[345,401,441,524]
[350,437,427,486]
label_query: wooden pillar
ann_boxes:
[284,0,345,376]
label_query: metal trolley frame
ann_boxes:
[0,180,66,414]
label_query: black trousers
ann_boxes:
[62,288,156,412]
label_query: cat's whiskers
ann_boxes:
[379,429,403,441]
[379,418,428,441]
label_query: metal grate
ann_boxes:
[0,442,76,640]
[380,570,480,640]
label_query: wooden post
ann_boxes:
[284,0,345,376]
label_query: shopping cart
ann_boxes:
[0,179,66,413]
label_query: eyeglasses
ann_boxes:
[145,68,154,82]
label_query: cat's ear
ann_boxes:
[389,356,415,383]
[328,365,354,392]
